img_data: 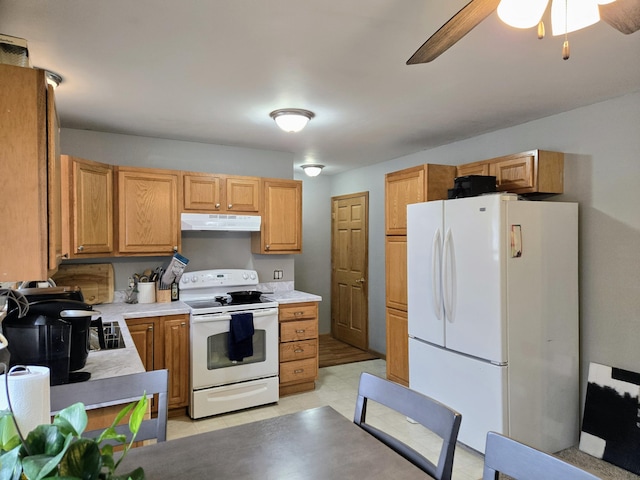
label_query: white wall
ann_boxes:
[328,91,640,400]
[294,172,332,333]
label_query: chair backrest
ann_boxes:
[354,372,462,480]
[483,432,601,480]
[50,369,168,444]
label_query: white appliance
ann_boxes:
[181,213,261,231]
[180,269,279,419]
[407,193,579,454]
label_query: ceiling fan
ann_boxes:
[407,0,640,64]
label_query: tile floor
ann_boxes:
[168,359,484,480]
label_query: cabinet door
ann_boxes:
[252,179,302,254]
[163,315,190,409]
[385,236,407,311]
[68,156,114,256]
[0,65,51,281]
[385,166,425,236]
[386,307,409,386]
[183,173,223,212]
[126,319,156,371]
[490,154,535,192]
[225,176,260,212]
[456,162,490,177]
[47,84,64,271]
[117,167,180,254]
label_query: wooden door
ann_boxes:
[70,157,114,256]
[225,176,260,212]
[163,315,190,409]
[182,172,223,211]
[331,192,368,350]
[117,167,179,254]
[126,319,156,371]
[258,179,302,253]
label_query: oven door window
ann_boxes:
[206,330,266,369]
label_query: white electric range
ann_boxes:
[180,269,279,419]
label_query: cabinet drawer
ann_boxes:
[280,320,317,342]
[279,303,316,321]
[279,340,317,362]
[280,358,317,384]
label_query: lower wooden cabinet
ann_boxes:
[126,314,190,415]
[278,302,319,396]
[385,307,409,386]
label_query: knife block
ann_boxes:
[156,285,171,303]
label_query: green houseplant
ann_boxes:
[0,395,148,480]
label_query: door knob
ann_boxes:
[356,278,365,284]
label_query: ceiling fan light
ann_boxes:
[301,164,324,177]
[497,0,549,29]
[551,0,600,35]
[270,108,315,133]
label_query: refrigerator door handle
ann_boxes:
[432,228,443,321]
[442,228,456,323]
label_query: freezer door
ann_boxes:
[409,338,508,453]
[407,200,445,346]
[443,195,507,363]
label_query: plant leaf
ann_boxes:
[59,438,102,480]
[0,412,20,451]
[0,445,22,480]
[24,425,66,456]
[53,403,88,437]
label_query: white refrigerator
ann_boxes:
[407,193,579,454]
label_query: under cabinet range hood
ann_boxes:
[181,213,261,232]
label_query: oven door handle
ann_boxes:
[191,307,279,323]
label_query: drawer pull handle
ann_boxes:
[293,311,304,316]
[294,349,304,353]
[295,329,305,333]
[294,369,304,374]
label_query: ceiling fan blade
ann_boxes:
[407,0,502,65]
[599,0,640,34]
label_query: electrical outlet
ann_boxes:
[273,269,283,279]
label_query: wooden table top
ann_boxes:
[117,406,427,479]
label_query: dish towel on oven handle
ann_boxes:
[228,312,255,361]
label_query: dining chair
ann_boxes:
[50,369,168,444]
[353,372,462,480]
[483,431,601,480]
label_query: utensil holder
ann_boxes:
[137,282,156,304]
[156,285,171,303]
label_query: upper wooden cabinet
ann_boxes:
[252,178,302,254]
[0,64,63,281]
[182,172,260,213]
[457,150,564,194]
[116,166,180,255]
[385,164,456,236]
[62,156,114,257]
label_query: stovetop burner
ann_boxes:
[180,269,279,315]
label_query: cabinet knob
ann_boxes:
[215,203,221,209]
[228,204,233,209]
[77,245,84,252]
[295,329,305,334]
[61,252,69,259]
[294,369,304,374]
[181,322,186,326]
[173,246,178,253]
[148,326,153,331]
[265,244,270,251]
[294,348,304,353]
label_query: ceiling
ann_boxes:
[1,0,639,175]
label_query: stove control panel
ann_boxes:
[180,269,259,290]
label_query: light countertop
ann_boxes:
[81,289,321,380]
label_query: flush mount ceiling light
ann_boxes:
[497,0,618,59]
[301,164,324,177]
[270,108,315,133]
[44,69,63,88]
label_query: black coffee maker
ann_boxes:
[2,287,99,385]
